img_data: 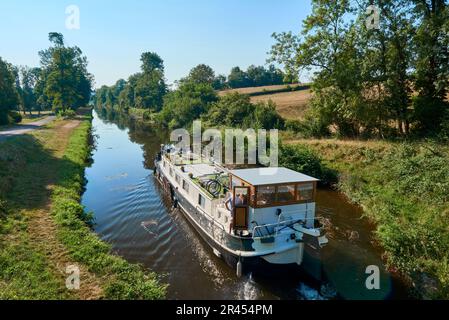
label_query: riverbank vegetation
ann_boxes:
[284,138,449,298]
[0,114,166,299]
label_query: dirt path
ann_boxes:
[0,116,56,142]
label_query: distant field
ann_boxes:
[219,84,312,121]
[251,89,312,120]
[219,84,304,96]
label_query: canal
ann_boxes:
[82,110,410,300]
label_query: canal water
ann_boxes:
[82,110,410,300]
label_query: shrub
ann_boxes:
[253,100,285,129]
[8,111,22,123]
[285,119,303,133]
[279,144,337,184]
[57,109,77,119]
[0,199,7,217]
[413,96,448,134]
[142,110,152,121]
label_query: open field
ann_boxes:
[219,84,305,96]
[251,89,312,120]
[219,84,313,121]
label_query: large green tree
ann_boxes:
[20,66,41,115]
[134,52,167,111]
[38,33,93,112]
[412,0,449,132]
[0,57,19,124]
[184,64,216,85]
[270,0,448,137]
[271,0,365,136]
[158,82,217,129]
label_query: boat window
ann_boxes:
[163,161,167,168]
[198,194,206,209]
[256,186,276,206]
[182,180,189,193]
[297,183,314,201]
[277,184,296,203]
[175,174,181,184]
[169,168,174,177]
[234,187,249,206]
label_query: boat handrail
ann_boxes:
[251,214,324,240]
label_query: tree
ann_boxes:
[20,66,41,115]
[141,52,164,74]
[118,74,139,111]
[228,67,250,88]
[205,93,254,127]
[38,32,93,112]
[212,74,227,90]
[134,52,167,111]
[204,92,284,129]
[271,0,366,136]
[185,64,215,85]
[182,65,230,90]
[0,57,19,124]
[412,0,449,132]
[158,82,217,128]
[269,31,302,83]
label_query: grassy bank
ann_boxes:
[0,115,166,299]
[285,137,449,298]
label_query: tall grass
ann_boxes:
[299,140,449,298]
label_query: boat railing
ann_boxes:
[251,213,325,240]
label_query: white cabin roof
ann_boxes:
[230,167,319,186]
[183,163,221,178]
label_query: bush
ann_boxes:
[279,144,337,184]
[0,199,7,217]
[413,96,448,134]
[142,110,152,121]
[439,112,449,141]
[8,111,22,124]
[253,100,284,129]
[205,93,284,130]
[285,119,303,132]
[57,109,77,119]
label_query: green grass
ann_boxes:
[0,117,167,300]
[287,138,449,299]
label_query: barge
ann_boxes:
[154,145,328,279]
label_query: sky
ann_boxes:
[0,0,311,88]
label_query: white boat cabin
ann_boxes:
[229,168,319,234]
[160,151,319,237]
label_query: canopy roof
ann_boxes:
[230,167,319,186]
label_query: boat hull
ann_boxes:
[154,165,324,281]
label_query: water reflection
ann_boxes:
[83,109,410,300]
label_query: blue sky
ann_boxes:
[0,0,311,88]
